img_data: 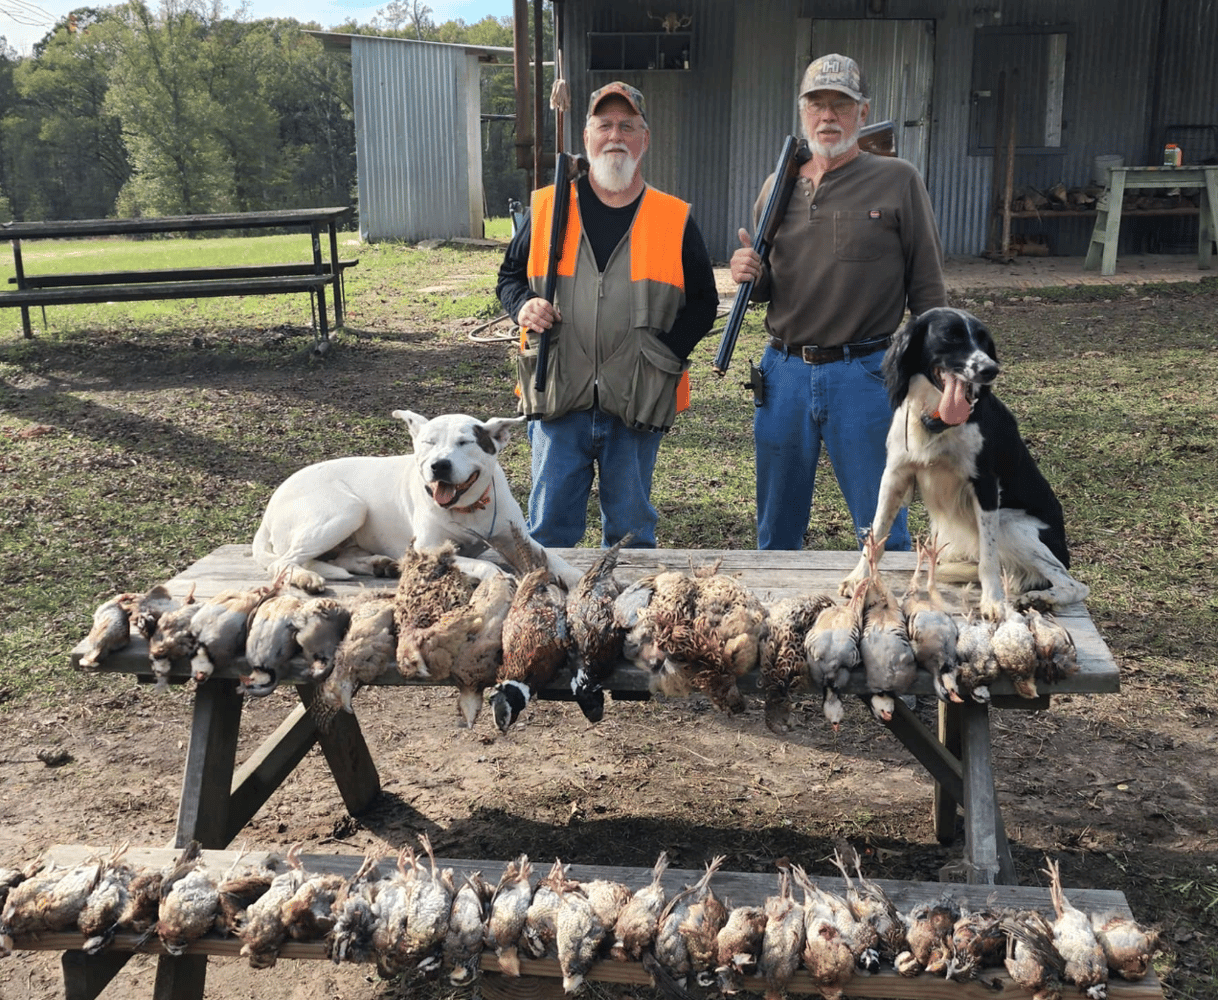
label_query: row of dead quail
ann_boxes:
[76,531,1078,735]
[2,842,1161,999]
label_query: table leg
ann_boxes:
[11,239,33,339]
[62,949,131,1000]
[934,700,962,844]
[174,679,244,849]
[296,683,382,815]
[153,952,207,1000]
[310,222,330,343]
[959,701,1018,885]
[1200,169,1218,269]
[328,222,344,327]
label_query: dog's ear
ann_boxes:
[480,415,526,453]
[884,311,926,408]
[391,410,430,438]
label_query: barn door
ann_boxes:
[808,19,935,179]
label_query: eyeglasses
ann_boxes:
[591,117,643,137]
[804,97,859,115]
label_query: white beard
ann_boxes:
[805,122,859,159]
[589,145,639,193]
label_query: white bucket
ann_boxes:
[1093,154,1123,186]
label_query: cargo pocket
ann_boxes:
[624,335,688,431]
[515,345,545,418]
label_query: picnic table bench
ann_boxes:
[1,207,354,344]
[13,845,1164,1000]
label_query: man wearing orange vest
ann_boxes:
[496,81,719,549]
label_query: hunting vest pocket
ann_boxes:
[516,325,593,420]
[600,331,687,431]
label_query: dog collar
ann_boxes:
[451,483,492,513]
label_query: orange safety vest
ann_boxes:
[521,183,691,419]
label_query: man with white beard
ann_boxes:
[729,53,946,553]
[497,82,718,550]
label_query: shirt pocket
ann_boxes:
[833,210,894,262]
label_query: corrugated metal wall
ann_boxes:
[350,36,485,242]
[562,0,1218,259]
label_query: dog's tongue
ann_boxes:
[431,481,457,506]
[937,372,971,425]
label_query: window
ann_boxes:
[970,25,1071,154]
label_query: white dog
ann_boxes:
[252,410,578,592]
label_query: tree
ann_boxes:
[375,0,432,40]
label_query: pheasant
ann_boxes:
[760,593,836,733]
[566,535,631,723]
[189,583,277,684]
[76,593,136,669]
[758,869,805,1000]
[491,561,570,733]
[485,854,534,976]
[444,871,492,985]
[1045,856,1108,999]
[242,590,305,696]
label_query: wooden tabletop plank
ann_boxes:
[71,544,1118,698]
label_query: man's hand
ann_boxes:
[517,296,562,331]
[729,228,762,285]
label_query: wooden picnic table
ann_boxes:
[74,544,1118,886]
[1,207,354,342]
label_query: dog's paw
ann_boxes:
[838,565,867,597]
[289,567,328,593]
[979,595,1008,622]
[370,555,399,578]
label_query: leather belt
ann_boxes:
[768,335,891,365]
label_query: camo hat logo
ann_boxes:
[800,53,867,102]
[588,81,648,124]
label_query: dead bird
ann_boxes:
[444,871,492,985]
[241,590,305,697]
[485,854,534,976]
[238,843,308,968]
[148,583,200,689]
[991,576,1040,699]
[128,584,182,640]
[1004,908,1067,1000]
[77,842,138,954]
[566,535,631,723]
[791,863,878,973]
[556,882,607,994]
[610,850,669,962]
[76,592,136,668]
[945,899,1006,984]
[214,849,277,937]
[714,903,768,994]
[901,537,963,704]
[156,841,221,957]
[829,844,907,963]
[614,572,668,674]
[370,846,417,978]
[0,866,27,917]
[329,854,383,966]
[857,532,917,722]
[955,613,1000,703]
[293,596,352,681]
[1045,856,1108,999]
[523,859,572,960]
[492,565,571,733]
[1,854,102,946]
[792,866,854,1000]
[678,867,730,986]
[393,541,479,662]
[313,591,396,732]
[758,869,805,1000]
[804,581,867,730]
[114,867,164,939]
[895,890,960,976]
[283,867,346,943]
[654,855,726,983]
[1089,909,1160,981]
[1026,607,1080,686]
[400,832,456,974]
[397,573,516,728]
[190,583,279,683]
[760,593,836,733]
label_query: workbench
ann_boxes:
[1084,164,1218,275]
[1,207,354,342]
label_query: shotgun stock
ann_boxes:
[711,119,898,377]
[533,152,573,393]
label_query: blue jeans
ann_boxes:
[753,341,909,551]
[527,408,665,548]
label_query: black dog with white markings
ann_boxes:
[840,306,1089,619]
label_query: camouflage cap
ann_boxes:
[587,81,648,123]
[800,53,867,102]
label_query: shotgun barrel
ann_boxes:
[711,119,897,377]
[533,151,573,393]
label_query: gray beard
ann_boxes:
[805,125,858,159]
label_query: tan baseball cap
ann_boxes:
[587,81,648,123]
[800,53,867,101]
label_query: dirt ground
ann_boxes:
[1,254,1216,1000]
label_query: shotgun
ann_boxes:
[711,119,898,377]
[533,151,573,394]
